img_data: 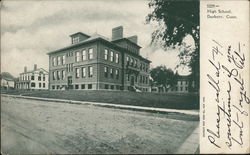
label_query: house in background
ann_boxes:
[168,75,195,93]
[47,26,151,91]
[16,64,49,90]
[0,72,16,90]
[151,75,195,93]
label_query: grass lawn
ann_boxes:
[2,90,199,110]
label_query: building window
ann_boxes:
[104,49,108,60]
[57,85,60,90]
[180,81,182,85]
[126,56,130,65]
[185,87,188,91]
[53,57,56,66]
[127,74,130,81]
[104,67,108,78]
[115,53,119,63]
[31,82,35,87]
[88,48,93,59]
[110,51,114,62]
[72,37,79,44]
[82,50,86,60]
[39,83,41,88]
[140,75,142,83]
[115,69,119,80]
[110,68,113,78]
[116,85,120,90]
[88,66,93,77]
[110,85,114,90]
[75,84,79,89]
[70,63,73,72]
[146,64,148,72]
[52,72,56,80]
[52,85,55,89]
[62,70,65,80]
[135,59,137,67]
[57,71,60,80]
[43,76,45,81]
[82,67,86,78]
[145,77,148,84]
[57,56,61,65]
[38,76,41,81]
[88,84,92,89]
[135,75,138,82]
[75,68,80,78]
[180,87,183,91]
[105,84,109,89]
[67,52,73,57]
[76,51,80,62]
[43,83,45,88]
[81,84,85,89]
[131,58,134,66]
[62,55,66,64]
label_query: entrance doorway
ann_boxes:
[130,76,135,86]
[67,76,73,89]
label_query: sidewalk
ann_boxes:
[175,125,199,154]
[1,94,199,116]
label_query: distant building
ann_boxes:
[47,26,151,91]
[168,75,195,93]
[151,75,195,93]
[16,64,49,90]
[0,73,16,90]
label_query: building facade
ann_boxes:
[47,26,151,91]
[168,76,195,93]
[151,75,195,93]
[0,72,16,90]
[16,64,49,90]
[1,78,15,90]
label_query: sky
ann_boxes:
[1,0,192,77]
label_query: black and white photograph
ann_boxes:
[1,0,201,154]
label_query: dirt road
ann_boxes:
[1,96,199,154]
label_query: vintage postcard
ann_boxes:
[0,0,249,154]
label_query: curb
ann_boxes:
[175,125,199,154]
[1,94,199,116]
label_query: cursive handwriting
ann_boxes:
[206,40,249,150]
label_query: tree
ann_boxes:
[146,0,199,91]
[150,66,177,91]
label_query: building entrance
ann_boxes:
[67,76,73,89]
[130,76,135,86]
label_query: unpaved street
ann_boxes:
[1,96,199,154]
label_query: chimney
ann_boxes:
[112,26,123,41]
[34,64,37,70]
[127,35,138,44]
[24,66,27,73]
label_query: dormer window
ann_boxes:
[72,37,80,44]
[70,32,90,44]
